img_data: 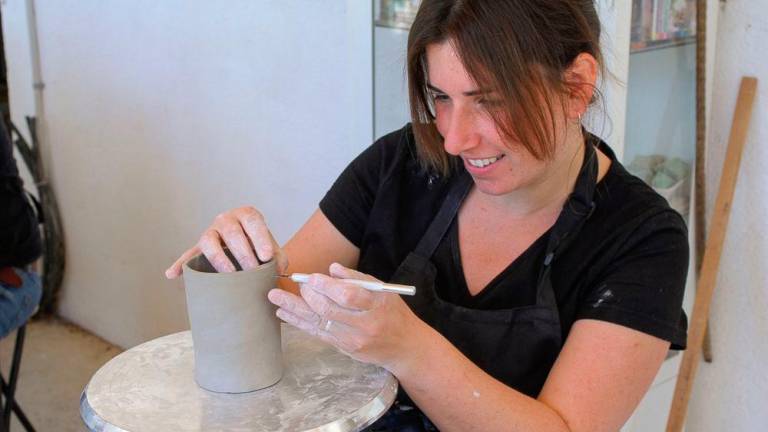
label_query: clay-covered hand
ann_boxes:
[165,206,289,278]
[267,262,426,371]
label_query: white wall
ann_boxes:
[2,0,373,348]
[2,0,36,192]
[591,0,632,161]
[687,2,768,430]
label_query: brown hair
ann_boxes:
[407,0,603,175]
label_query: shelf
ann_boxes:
[375,19,413,31]
[630,35,696,54]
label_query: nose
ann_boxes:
[441,104,479,156]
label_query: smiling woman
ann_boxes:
[167,1,689,431]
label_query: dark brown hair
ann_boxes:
[407,0,603,175]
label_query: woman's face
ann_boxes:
[426,41,566,197]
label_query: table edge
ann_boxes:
[79,330,400,432]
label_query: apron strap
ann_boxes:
[409,133,600,311]
[537,136,599,307]
[413,172,473,258]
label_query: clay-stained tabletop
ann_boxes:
[81,324,397,431]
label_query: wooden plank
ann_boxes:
[666,76,758,432]
[694,0,714,364]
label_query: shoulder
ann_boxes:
[320,123,438,249]
[591,141,688,247]
[351,123,424,187]
[566,138,690,299]
[563,140,689,348]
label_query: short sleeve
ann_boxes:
[577,210,689,349]
[319,134,395,247]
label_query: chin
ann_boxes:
[471,177,519,196]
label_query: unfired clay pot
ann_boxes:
[183,251,283,393]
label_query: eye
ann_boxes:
[478,97,503,109]
[429,92,449,104]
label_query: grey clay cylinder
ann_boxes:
[183,252,283,393]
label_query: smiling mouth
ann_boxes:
[467,154,505,168]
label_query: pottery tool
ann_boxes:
[666,76,757,432]
[277,274,416,296]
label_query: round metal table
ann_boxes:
[80,324,397,431]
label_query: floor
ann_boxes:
[0,317,122,432]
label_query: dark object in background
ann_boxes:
[6,117,65,315]
[0,120,41,268]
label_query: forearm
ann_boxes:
[393,323,571,432]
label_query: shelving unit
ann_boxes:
[631,35,696,53]
[375,0,419,30]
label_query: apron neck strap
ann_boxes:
[536,135,599,307]
[412,132,599,291]
[543,135,599,258]
[413,171,473,258]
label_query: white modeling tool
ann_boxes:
[278,273,416,296]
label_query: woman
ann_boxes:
[167,1,688,430]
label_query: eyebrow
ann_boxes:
[426,83,492,97]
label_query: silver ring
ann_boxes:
[324,319,333,332]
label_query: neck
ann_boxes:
[475,125,587,219]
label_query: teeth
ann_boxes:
[468,156,500,168]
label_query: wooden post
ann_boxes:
[695,0,714,365]
[666,76,758,432]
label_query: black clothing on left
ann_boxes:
[0,121,42,268]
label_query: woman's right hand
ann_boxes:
[164,206,288,279]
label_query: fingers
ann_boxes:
[269,287,353,344]
[238,208,289,274]
[214,213,259,270]
[271,289,358,353]
[305,272,377,311]
[275,307,357,353]
[268,289,324,328]
[171,206,286,276]
[165,246,201,279]
[197,229,237,273]
[275,307,322,335]
[239,209,278,263]
[329,262,377,282]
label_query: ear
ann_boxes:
[564,53,599,119]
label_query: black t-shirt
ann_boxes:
[320,124,688,350]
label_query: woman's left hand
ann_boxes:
[267,262,425,371]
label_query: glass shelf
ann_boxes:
[375,0,420,32]
[624,1,696,223]
[631,35,696,54]
[374,20,412,31]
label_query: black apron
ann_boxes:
[367,140,598,431]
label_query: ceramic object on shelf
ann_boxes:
[183,251,282,393]
[627,155,691,219]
